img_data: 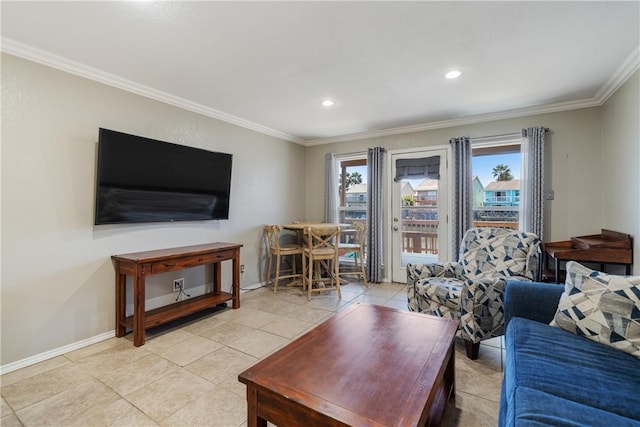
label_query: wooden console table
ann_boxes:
[112,242,242,346]
[543,229,632,283]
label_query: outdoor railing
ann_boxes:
[337,205,520,255]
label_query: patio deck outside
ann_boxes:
[339,205,520,267]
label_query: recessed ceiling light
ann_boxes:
[321,99,335,107]
[445,70,462,79]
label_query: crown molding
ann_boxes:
[305,45,640,146]
[594,45,640,104]
[1,38,305,145]
[304,97,602,146]
[4,37,637,148]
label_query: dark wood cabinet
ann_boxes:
[112,242,242,346]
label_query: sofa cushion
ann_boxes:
[507,387,640,427]
[551,261,640,358]
[505,317,640,422]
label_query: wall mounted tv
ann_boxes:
[95,128,232,225]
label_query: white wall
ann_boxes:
[602,70,640,274]
[1,54,306,365]
[305,108,605,279]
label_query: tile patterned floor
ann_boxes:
[1,281,504,426]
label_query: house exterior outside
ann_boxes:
[343,183,367,220]
[345,183,367,205]
[414,178,438,206]
[474,179,520,229]
[483,179,520,206]
[472,176,485,208]
[401,182,415,203]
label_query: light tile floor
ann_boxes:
[1,281,504,426]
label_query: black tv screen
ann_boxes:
[95,128,232,225]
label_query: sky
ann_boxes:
[472,153,521,187]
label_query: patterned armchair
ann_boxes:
[407,227,541,359]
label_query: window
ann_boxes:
[338,158,368,223]
[336,156,368,259]
[471,140,521,230]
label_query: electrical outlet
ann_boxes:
[240,264,245,273]
[173,278,184,292]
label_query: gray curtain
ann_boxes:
[323,153,338,223]
[366,147,384,282]
[450,137,473,261]
[521,127,546,239]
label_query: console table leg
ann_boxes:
[233,254,240,309]
[115,272,127,337]
[213,262,221,294]
[133,274,146,347]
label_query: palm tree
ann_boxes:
[339,171,363,192]
[347,172,363,189]
[492,164,514,181]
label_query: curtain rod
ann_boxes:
[333,128,550,156]
[521,127,550,137]
[335,150,368,158]
[335,147,386,158]
[523,127,550,133]
[470,132,521,144]
[472,127,549,143]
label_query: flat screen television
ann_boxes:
[95,128,232,225]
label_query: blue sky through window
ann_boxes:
[346,165,368,184]
[473,153,520,187]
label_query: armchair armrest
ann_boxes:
[504,281,564,330]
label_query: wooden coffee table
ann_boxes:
[238,304,459,426]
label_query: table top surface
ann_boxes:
[543,240,632,264]
[282,222,345,230]
[238,304,459,426]
[112,242,242,262]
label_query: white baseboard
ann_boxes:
[0,330,115,375]
[241,281,268,292]
[0,284,268,375]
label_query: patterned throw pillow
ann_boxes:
[551,261,640,358]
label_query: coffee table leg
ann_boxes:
[247,386,267,427]
[448,344,456,406]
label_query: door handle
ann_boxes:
[392,225,399,231]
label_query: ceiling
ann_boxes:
[2,1,639,144]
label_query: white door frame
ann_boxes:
[385,145,451,283]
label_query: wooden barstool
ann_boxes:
[302,226,341,301]
[338,222,368,285]
[264,225,303,293]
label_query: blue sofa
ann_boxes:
[500,281,640,426]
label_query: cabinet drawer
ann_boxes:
[150,250,237,274]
